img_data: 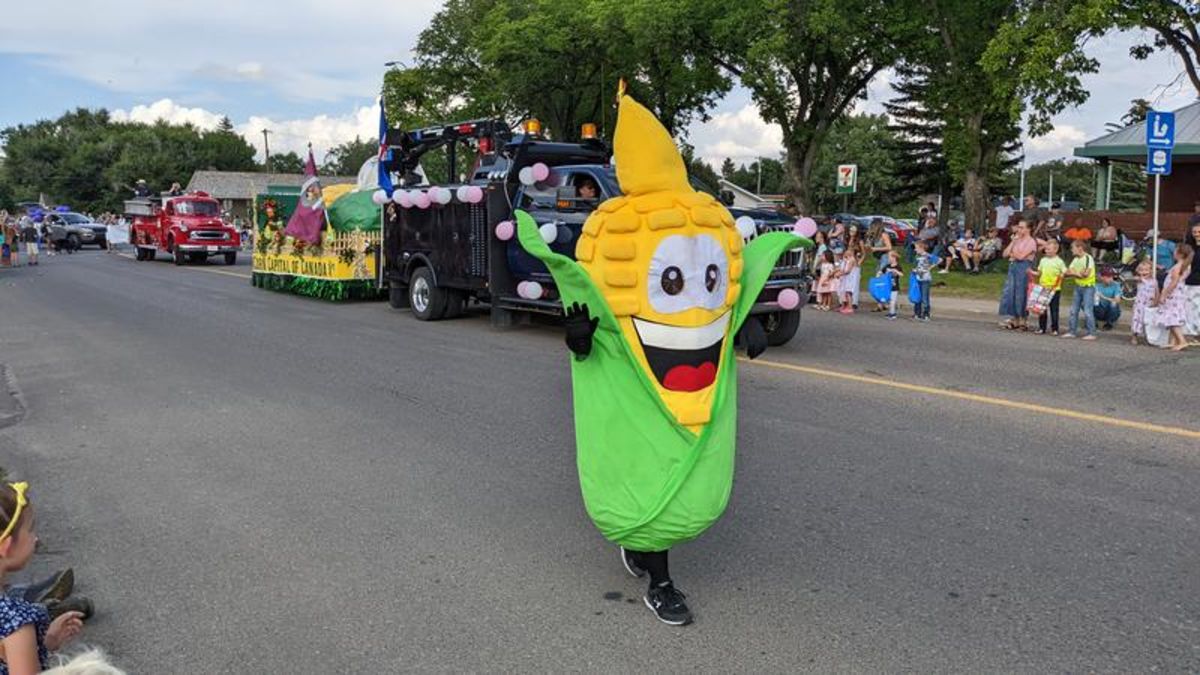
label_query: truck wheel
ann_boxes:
[760,309,801,347]
[67,235,80,251]
[443,290,466,319]
[408,267,447,321]
[224,252,237,265]
[173,243,185,265]
[135,247,145,261]
[145,248,156,261]
[388,284,409,309]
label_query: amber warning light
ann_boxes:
[523,118,542,136]
[581,123,597,139]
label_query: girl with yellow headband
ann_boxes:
[0,482,86,674]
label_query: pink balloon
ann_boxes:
[466,185,484,204]
[794,217,818,238]
[396,192,412,208]
[531,163,550,182]
[413,191,431,209]
[494,220,515,241]
[778,288,800,310]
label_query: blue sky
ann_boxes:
[1,1,1196,170]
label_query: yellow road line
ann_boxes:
[741,357,1200,440]
[116,252,250,279]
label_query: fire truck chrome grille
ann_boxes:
[189,230,229,240]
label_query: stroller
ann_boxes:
[1115,231,1148,301]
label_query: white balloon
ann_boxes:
[371,190,388,205]
[735,215,757,239]
[539,223,557,243]
[456,185,472,203]
[518,166,536,186]
[519,281,543,299]
[391,191,406,204]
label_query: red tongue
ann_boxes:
[662,362,717,392]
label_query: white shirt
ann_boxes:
[995,205,1014,230]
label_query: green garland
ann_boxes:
[252,272,384,302]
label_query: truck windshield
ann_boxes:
[174,200,219,216]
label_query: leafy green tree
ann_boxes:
[321,137,377,176]
[1119,0,1200,94]
[268,151,305,174]
[883,63,955,208]
[709,0,919,214]
[809,114,912,215]
[719,157,736,180]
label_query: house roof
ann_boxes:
[185,171,358,200]
[1074,100,1200,161]
[717,178,773,203]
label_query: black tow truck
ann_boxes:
[380,119,807,345]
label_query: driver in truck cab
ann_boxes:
[576,176,599,201]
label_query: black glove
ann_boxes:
[564,301,599,359]
[740,316,767,360]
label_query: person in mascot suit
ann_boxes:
[515,88,808,626]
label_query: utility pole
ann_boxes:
[261,129,273,173]
[756,158,763,195]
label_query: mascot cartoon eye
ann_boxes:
[661,267,685,295]
[648,234,729,314]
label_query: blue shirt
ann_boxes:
[1095,279,1120,304]
[1155,239,1176,269]
[0,596,49,673]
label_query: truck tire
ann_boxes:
[173,243,185,266]
[388,284,409,309]
[443,290,466,319]
[135,247,145,261]
[67,235,80,251]
[408,267,447,321]
[224,252,237,265]
[760,309,801,347]
[145,248,156,261]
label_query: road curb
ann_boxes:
[0,364,27,430]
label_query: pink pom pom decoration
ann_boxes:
[777,288,800,310]
[494,220,515,241]
[794,217,818,238]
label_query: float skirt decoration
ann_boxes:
[250,230,383,302]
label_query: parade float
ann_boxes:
[250,153,384,301]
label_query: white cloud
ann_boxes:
[111,98,377,168]
[690,103,783,167]
[1025,124,1088,158]
[111,99,224,129]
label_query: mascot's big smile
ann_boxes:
[633,312,730,392]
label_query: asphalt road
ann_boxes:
[2,249,1199,673]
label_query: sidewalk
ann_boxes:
[923,295,1129,329]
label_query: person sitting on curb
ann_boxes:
[1094,267,1122,331]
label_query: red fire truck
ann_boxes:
[127,191,241,265]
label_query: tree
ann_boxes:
[883,64,955,208]
[809,114,913,215]
[719,157,736,180]
[1120,0,1200,95]
[268,152,305,174]
[710,0,918,214]
[680,144,721,195]
[322,137,377,176]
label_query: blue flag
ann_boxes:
[377,101,394,196]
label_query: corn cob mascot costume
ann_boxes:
[516,89,808,626]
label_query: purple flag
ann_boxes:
[284,146,326,244]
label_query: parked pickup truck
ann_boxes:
[380,119,808,345]
[127,191,241,265]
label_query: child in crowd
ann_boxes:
[1093,267,1122,330]
[879,250,903,320]
[1156,243,1195,351]
[912,240,933,321]
[837,245,859,314]
[1130,260,1156,345]
[1061,239,1097,340]
[0,482,86,673]
[957,229,980,274]
[815,250,837,311]
[1034,239,1066,335]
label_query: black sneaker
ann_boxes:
[620,547,645,579]
[45,595,93,621]
[644,583,693,626]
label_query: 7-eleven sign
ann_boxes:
[836,164,858,194]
